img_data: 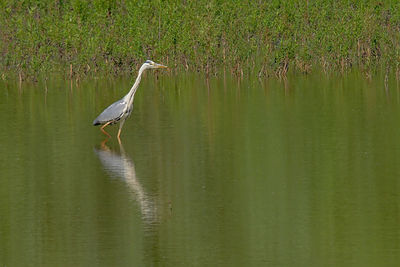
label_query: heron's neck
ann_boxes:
[124,66,146,105]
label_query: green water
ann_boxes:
[1,72,400,266]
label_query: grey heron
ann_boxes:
[93,60,167,141]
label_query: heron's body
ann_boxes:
[93,60,167,141]
[93,99,132,126]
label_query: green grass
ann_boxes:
[1,0,400,79]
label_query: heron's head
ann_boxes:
[143,60,168,70]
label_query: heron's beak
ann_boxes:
[156,63,168,69]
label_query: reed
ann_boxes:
[1,0,399,79]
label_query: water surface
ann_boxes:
[1,72,400,266]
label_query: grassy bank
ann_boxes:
[1,0,400,79]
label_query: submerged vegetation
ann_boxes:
[1,0,400,79]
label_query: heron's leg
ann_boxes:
[100,121,112,138]
[101,138,110,148]
[118,141,126,154]
[117,120,126,143]
[117,128,122,140]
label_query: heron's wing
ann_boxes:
[93,99,127,125]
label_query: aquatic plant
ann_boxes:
[1,0,399,79]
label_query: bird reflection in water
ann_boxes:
[94,140,158,224]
